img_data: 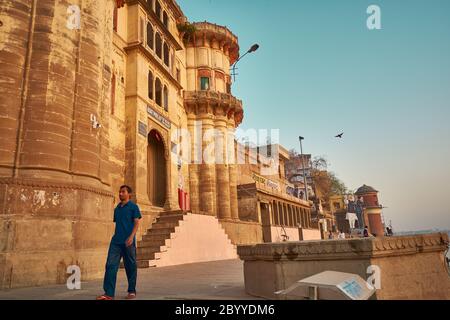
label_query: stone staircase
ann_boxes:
[136,210,185,268]
[135,210,237,268]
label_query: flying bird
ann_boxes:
[335,132,344,139]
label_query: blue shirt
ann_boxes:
[112,201,142,245]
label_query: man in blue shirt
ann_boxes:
[97,185,142,300]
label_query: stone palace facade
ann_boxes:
[0,0,317,288]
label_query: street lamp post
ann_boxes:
[299,136,308,201]
[231,44,259,82]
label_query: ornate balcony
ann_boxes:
[183,90,243,126]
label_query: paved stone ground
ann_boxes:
[0,259,261,300]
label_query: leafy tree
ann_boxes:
[286,152,348,202]
[311,169,347,202]
[311,156,328,171]
[328,172,347,196]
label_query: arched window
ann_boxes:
[155,33,162,59]
[146,22,154,50]
[155,78,162,106]
[148,71,154,100]
[163,11,169,28]
[163,85,168,111]
[155,1,161,19]
[163,42,169,67]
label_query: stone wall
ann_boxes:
[0,0,117,289]
[238,233,450,300]
[220,219,263,245]
[300,228,322,241]
[0,179,115,289]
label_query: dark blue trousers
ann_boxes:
[103,242,137,297]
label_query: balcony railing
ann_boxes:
[183,90,243,110]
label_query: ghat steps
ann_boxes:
[135,211,237,268]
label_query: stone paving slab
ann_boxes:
[0,259,262,300]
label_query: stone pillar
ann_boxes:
[164,142,179,211]
[278,202,284,226]
[289,205,294,226]
[215,110,231,220]
[187,115,200,213]
[227,118,239,220]
[294,207,298,226]
[273,201,277,225]
[278,202,283,225]
[198,112,216,215]
[307,209,312,228]
[269,203,274,225]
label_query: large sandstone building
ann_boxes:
[0,0,318,288]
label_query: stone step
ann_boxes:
[155,214,186,223]
[137,246,167,256]
[151,221,180,229]
[142,233,172,242]
[120,259,156,269]
[148,227,176,235]
[137,251,162,261]
[138,238,168,248]
[137,260,158,268]
[159,210,186,216]
[134,211,189,269]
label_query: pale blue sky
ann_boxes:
[177,0,450,231]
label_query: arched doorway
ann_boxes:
[147,129,167,207]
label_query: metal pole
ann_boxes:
[299,136,308,201]
[231,51,249,82]
[231,44,259,82]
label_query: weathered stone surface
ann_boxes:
[238,233,450,300]
[221,219,263,245]
[0,177,114,289]
[0,0,318,291]
[0,0,118,289]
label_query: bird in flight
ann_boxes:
[335,132,344,138]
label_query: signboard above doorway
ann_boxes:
[147,106,171,129]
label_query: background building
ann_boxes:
[355,184,385,237]
[237,144,320,243]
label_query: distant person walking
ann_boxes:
[97,185,142,300]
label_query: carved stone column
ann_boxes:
[227,116,239,220]
[187,114,200,213]
[198,106,216,215]
[215,106,231,220]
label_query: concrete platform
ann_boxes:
[0,259,261,300]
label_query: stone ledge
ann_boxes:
[0,178,114,198]
[219,218,261,226]
[237,233,449,261]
